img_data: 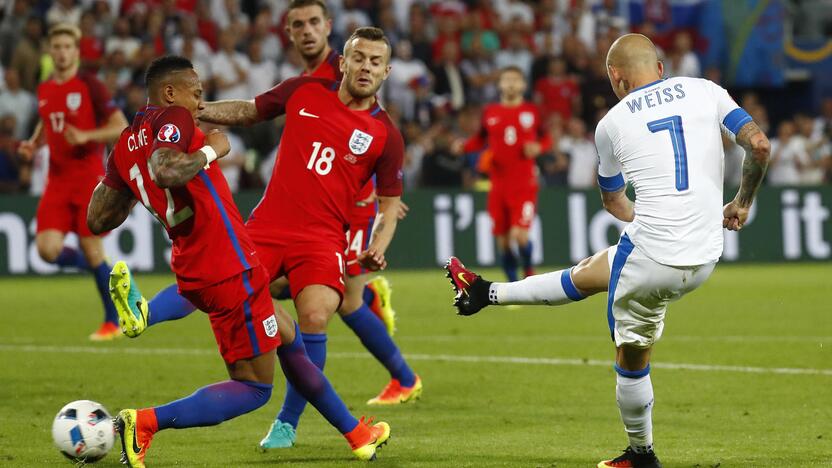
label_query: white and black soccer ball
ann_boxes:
[52,400,115,463]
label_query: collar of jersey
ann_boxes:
[630,78,665,93]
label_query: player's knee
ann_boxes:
[297,309,330,333]
[245,381,273,407]
[36,238,62,263]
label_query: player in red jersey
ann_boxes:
[197,25,410,448]
[87,56,390,466]
[18,23,128,341]
[459,66,552,282]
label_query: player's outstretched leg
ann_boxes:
[79,236,122,341]
[445,250,612,315]
[340,274,421,406]
[274,309,391,460]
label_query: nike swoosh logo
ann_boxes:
[457,272,470,287]
[299,108,319,118]
[132,426,143,455]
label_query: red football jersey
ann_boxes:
[102,105,259,290]
[464,102,551,189]
[304,49,377,218]
[37,72,118,184]
[249,77,404,246]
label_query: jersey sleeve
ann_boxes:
[705,79,752,137]
[79,72,120,124]
[102,149,129,191]
[150,106,196,153]
[254,76,332,121]
[374,122,405,197]
[595,120,625,192]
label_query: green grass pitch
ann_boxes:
[1,264,830,467]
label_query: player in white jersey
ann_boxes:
[445,34,771,468]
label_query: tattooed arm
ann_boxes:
[150,129,230,188]
[357,196,402,271]
[723,121,771,231]
[87,183,137,234]
[198,100,261,126]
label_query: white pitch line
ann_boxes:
[0,343,830,377]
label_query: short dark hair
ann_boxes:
[287,0,328,17]
[344,27,391,61]
[499,65,525,79]
[144,55,194,89]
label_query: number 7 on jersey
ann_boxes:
[647,115,689,191]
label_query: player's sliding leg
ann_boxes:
[339,273,421,406]
[108,263,197,338]
[510,226,534,278]
[495,234,519,282]
[263,285,338,449]
[272,307,390,460]
[445,249,611,315]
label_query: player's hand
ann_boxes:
[397,201,410,220]
[205,129,231,158]
[63,125,89,146]
[722,200,750,231]
[357,249,387,271]
[523,141,542,158]
[18,140,36,161]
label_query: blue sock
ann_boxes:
[147,284,197,326]
[501,250,519,282]
[276,331,327,429]
[277,324,357,434]
[53,247,89,270]
[342,305,416,387]
[91,262,119,324]
[154,380,272,430]
[273,286,292,301]
[519,241,533,270]
[362,285,375,305]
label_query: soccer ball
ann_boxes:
[52,400,115,463]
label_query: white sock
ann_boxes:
[616,372,654,454]
[488,268,585,305]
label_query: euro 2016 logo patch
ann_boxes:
[348,129,373,155]
[157,124,180,143]
[262,315,277,338]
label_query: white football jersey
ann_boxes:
[595,77,751,266]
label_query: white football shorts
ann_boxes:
[606,234,716,348]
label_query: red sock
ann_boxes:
[136,408,159,436]
[343,420,372,450]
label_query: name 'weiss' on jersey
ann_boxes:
[249,77,404,246]
[595,76,752,266]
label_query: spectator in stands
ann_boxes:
[567,0,596,51]
[421,120,464,188]
[460,33,498,105]
[495,31,533,81]
[561,117,596,189]
[386,40,430,122]
[250,9,282,62]
[665,30,701,78]
[211,27,250,100]
[406,3,432,66]
[105,17,140,60]
[171,15,213,66]
[433,40,466,112]
[534,57,579,125]
[11,16,43,93]
[246,38,278,95]
[796,113,830,184]
[0,69,36,141]
[768,120,808,186]
[78,11,104,69]
[0,0,32,65]
[46,0,81,26]
[0,116,22,193]
[334,0,370,39]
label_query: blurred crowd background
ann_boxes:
[0,0,831,194]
